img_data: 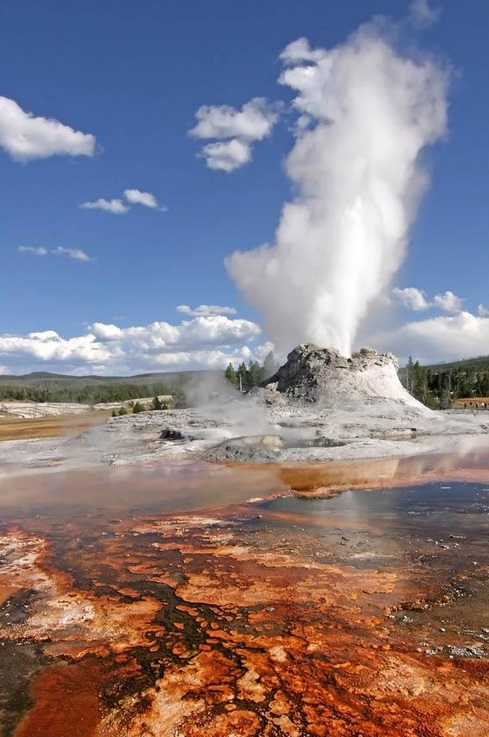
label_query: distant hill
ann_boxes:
[423,356,489,372]
[0,369,217,386]
[0,369,220,406]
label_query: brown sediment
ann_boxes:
[13,659,107,737]
[0,411,110,442]
[0,585,17,606]
[235,449,489,495]
[1,457,489,736]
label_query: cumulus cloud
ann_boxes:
[478,304,489,317]
[280,37,328,66]
[18,245,91,261]
[0,330,110,370]
[409,0,441,29]
[176,304,237,317]
[391,287,464,313]
[199,139,252,173]
[80,198,129,214]
[90,323,123,341]
[392,287,430,311]
[0,96,96,162]
[190,97,278,141]
[123,189,158,209]
[0,314,263,375]
[433,290,464,313]
[81,189,164,214]
[372,311,489,364]
[189,97,280,172]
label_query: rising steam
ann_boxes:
[225,23,449,356]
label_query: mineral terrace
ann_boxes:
[1,346,489,737]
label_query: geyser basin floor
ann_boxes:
[1,457,489,736]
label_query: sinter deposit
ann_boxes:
[1,344,489,471]
[261,344,426,409]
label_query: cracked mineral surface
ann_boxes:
[1,451,489,737]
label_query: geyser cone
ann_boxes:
[263,344,427,410]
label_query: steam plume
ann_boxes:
[226,23,449,356]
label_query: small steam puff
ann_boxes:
[226,23,449,356]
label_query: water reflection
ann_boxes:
[1,448,489,736]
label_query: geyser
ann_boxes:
[262,344,427,410]
[226,22,449,356]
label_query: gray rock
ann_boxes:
[260,343,420,409]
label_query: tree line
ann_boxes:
[111,395,170,416]
[0,380,187,407]
[224,352,278,391]
[402,356,489,408]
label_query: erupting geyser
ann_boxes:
[226,22,449,356]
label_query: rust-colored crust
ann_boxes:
[1,455,488,736]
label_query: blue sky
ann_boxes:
[1,0,488,375]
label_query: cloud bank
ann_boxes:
[0,96,96,162]
[225,24,449,356]
[0,313,264,375]
[372,311,489,365]
[365,284,482,363]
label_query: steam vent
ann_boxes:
[263,344,424,408]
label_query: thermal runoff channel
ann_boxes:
[226,22,449,356]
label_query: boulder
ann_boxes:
[160,428,184,441]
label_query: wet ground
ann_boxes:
[1,450,489,736]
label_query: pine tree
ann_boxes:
[236,362,248,392]
[225,363,237,386]
[151,395,163,410]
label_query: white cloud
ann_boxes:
[90,323,124,341]
[392,287,430,311]
[279,37,327,66]
[0,96,96,162]
[123,189,158,208]
[177,304,237,317]
[189,97,279,172]
[18,245,91,261]
[0,330,110,368]
[18,246,48,256]
[0,314,263,375]
[80,198,129,214]
[199,139,252,172]
[51,247,91,262]
[190,97,278,141]
[81,189,164,214]
[433,290,464,313]
[371,311,489,364]
[478,304,489,317]
[409,0,441,29]
[391,287,464,314]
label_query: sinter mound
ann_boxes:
[262,344,426,410]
